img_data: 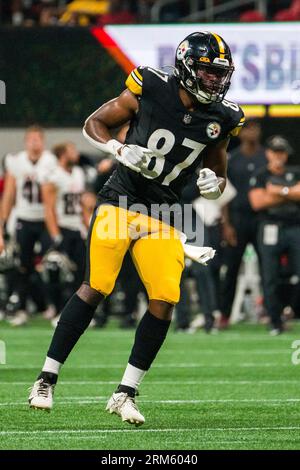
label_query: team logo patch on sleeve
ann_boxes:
[206,122,221,139]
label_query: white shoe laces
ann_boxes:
[31,379,53,398]
[114,393,138,411]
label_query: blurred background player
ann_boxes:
[41,142,91,318]
[0,125,57,325]
[249,135,300,334]
[175,170,217,333]
[218,120,267,328]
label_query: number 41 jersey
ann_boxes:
[99,66,245,213]
[6,150,57,222]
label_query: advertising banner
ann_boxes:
[104,23,300,105]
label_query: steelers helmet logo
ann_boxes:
[176,40,189,60]
[206,122,221,139]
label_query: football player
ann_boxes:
[0,125,57,325]
[28,32,244,424]
[41,142,89,314]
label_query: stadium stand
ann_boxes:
[0,0,298,25]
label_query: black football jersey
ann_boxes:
[99,66,244,218]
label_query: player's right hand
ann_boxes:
[115,144,150,173]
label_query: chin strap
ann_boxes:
[180,79,213,104]
[196,93,213,104]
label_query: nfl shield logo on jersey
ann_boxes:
[183,114,192,124]
[206,122,221,139]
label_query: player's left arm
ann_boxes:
[197,138,229,199]
[203,138,229,192]
[198,104,245,200]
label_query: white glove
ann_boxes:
[115,144,152,173]
[82,131,153,174]
[183,244,216,265]
[197,168,222,200]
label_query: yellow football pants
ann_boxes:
[86,205,185,304]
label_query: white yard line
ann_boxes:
[1,398,300,406]
[1,426,300,436]
[2,379,300,385]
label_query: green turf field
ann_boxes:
[1,320,300,450]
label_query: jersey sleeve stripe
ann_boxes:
[133,68,143,82]
[229,126,243,137]
[125,74,142,95]
[131,70,143,86]
[236,116,246,127]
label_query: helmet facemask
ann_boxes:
[179,56,234,104]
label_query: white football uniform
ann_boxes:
[45,165,86,231]
[7,150,57,222]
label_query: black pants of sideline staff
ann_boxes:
[220,212,260,318]
[47,228,86,312]
[258,223,300,329]
[16,218,51,311]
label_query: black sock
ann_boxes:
[37,371,58,385]
[47,294,96,364]
[128,310,171,371]
[115,384,136,398]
